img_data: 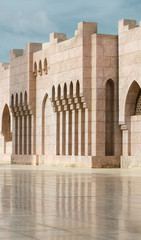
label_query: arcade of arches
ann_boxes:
[1,19,141,168]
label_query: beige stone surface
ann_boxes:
[1,20,141,168]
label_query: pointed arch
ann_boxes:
[11,94,14,108]
[124,80,140,155]
[33,62,37,77]
[52,85,55,101]
[20,92,23,105]
[2,104,11,143]
[63,83,67,99]
[70,81,73,98]
[57,84,61,100]
[38,60,42,75]
[76,80,80,97]
[42,93,55,155]
[44,58,48,74]
[135,89,141,114]
[15,93,18,106]
[125,80,140,118]
[24,91,27,105]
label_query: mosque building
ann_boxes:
[0,19,141,168]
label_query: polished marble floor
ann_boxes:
[0,164,141,239]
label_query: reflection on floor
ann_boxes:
[0,165,141,239]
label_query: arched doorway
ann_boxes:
[124,81,140,155]
[2,104,12,153]
[42,93,55,155]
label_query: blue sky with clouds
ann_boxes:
[0,0,141,62]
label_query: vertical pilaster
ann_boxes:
[31,114,34,155]
[68,110,72,155]
[85,108,88,156]
[26,115,29,155]
[121,125,128,156]
[24,116,27,154]
[72,109,75,156]
[19,116,22,154]
[81,109,85,156]
[75,110,78,155]
[22,115,25,155]
[78,109,82,155]
[60,111,63,155]
[12,116,16,154]
[17,116,20,154]
[62,111,66,155]
[65,110,69,155]
[56,112,60,155]
[29,115,31,154]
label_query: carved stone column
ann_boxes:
[121,124,128,156]
[85,108,88,156]
[26,114,29,155]
[17,116,20,155]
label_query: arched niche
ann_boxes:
[24,91,27,105]
[33,62,37,77]
[76,80,80,97]
[70,82,73,99]
[38,60,42,76]
[11,94,14,108]
[2,104,11,142]
[63,83,67,99]
[52,86,55,101]
[57,85,61,100]
[44,58,48,74]
[125,81,140,155]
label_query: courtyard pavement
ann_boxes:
[0,164,141,239]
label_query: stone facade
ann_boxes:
[1,20,141,168]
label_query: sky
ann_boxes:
[0,0,141,62]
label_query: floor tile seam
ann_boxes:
[0,226,40,240]
[26,221,97,238]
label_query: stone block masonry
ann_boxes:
[1,20,141,168]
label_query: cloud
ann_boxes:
[0,8,57,36]
[1,0,141,62]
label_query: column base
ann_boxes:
[92,156,120,168]
[11,154,121,168]
[11,154,37,165]
[121,156,141,168]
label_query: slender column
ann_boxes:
[60,111,63,155]
[29,115,31,155]
[26,115,29,155]
[62,111,66,155]
[68,110,72,155]
[121,125,128,156]
[81,109,85,156]
[72,109,75,155]
[15,117,18,154]
[65,110,69,155]
[31,115,34,155]
[12,116,16,154]
[75,110,78,155]
[85,108,88,156]
[78,109,82,155]
[22,115,25,155]
[24,116,27,154]
[56,112,60,155]
[17,116,20,154]
[19,116,22,154]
